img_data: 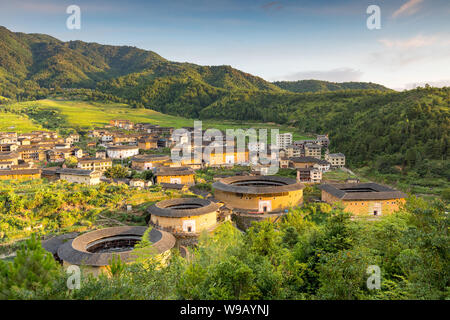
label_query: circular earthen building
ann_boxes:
[147,198,221,235]
[212,175,305,213]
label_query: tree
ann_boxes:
[64,156,78,168]
[0,234,61,299]
[105,165,129,179]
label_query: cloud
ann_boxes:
[378,34,438,49]
[261,1,283,12]
[392,0,424,18]
[277,68,363,82]
[371,33,450,69]
[403,80,450,89]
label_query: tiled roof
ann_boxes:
[148,198,221,218]
[55,226,175,266]
[212,175,305,195]
[318,183,407,200]
[155,166,194,176]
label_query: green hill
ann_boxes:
[0,26,281,99]
[0,26,448,181]
[272,80,389,93]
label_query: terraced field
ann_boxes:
[0,112,42,132]
[3,99,312,140]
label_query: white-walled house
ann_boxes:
[106,145,139,159]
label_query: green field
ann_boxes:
[0,112,43,132]
[3,99,311,140]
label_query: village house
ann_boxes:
[304,143,322,159]
[129,178,146,188]
[159,182,190,192]
[131,154,170,171]
[297,167,322,184]
[0,152,19,169]
[58,168,102,185]
[138,137,159,150]
[0,143,19,152]
[101,133,114,143]
[110,119,134,130]
[113,134,138,144]
[77,158,113,172]
[106,145,139,159]
[0,135,18,144]
[0,168,41,181]
[154,166,195,186]
[17,137,31,146]
[279,157,290,168]
[318,183,407,217]
[325,152,346,168]
[316,134,330,148]
[289,156,321,169]
[72,148,83,158]
[313,159,331,172]
[17,146,46,162]
[284,144,304,158]
[203,148,249,166]
[95,150,107,159]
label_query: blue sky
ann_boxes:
[0,0,449,89]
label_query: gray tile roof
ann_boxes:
[55,226,175,267]
[148,198,221,218]
[318,183,407,200]
[212,175,305,195]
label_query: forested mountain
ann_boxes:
[0,26,280,99]
[273,80,389,93]
[0,26,448,175]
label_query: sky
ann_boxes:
[0,0,449,90]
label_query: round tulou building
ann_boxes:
[212,175,305,213]
[147,198,222,238]
[43,226,175,275]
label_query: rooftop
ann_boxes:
[53,226,175,267]
[148,198,221,218]
[318,183,407,200]
[155,166,195,176]
[212,175,305,195]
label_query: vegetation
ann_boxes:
[273,80,389,93]
[0,197,447,300]
[0,179,188,245]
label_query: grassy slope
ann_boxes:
[6,99,311,140]
[0,112,42,132]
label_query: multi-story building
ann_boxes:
[77,158,113,172]
[325,153,346,168]
[313,159,331,172]
[285,144,303,158]
[297,167,322,184]
[276,133,293,149]
[289,156,320,169]
[138,138,158,150]
[316,134,329,148]
[131,154,170,171]
[203,149,249,166]
[106,145,139,159]
[0,144,19,152]
[17,146,46,162]
[304,143,322,159]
